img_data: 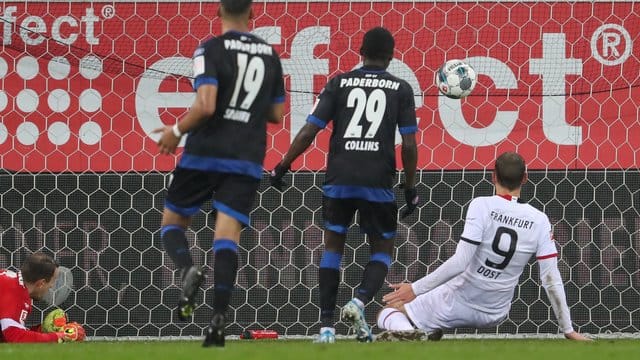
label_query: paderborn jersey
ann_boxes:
[449,194,558,314]
[179,31,286,180]
[308,67,417,201]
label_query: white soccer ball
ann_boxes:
[435,59,477,99]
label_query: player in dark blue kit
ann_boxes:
[154,0,285,347]
[270,27,419,343]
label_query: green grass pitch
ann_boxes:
[1,339,638,360]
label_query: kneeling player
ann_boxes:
[377,152,590,342]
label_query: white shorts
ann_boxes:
[404,284,508,332]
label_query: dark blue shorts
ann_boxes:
[322,196,397,239]
[164,167,259,226]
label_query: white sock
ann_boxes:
[377,308,414,331]
[320,327,335,335]
[351,297,365,310]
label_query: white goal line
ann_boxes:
[89,333,640,342]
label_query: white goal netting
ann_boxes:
[0,1,639,338]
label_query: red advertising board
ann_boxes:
[0,1,638,172]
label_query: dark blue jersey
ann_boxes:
[308,66,417,201]
[179,31,286,179]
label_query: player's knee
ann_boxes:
[376,306,402,329]
[161,208,191,227]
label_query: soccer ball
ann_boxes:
[435,59,477,99]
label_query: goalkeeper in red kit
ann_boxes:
[0,253,85,343]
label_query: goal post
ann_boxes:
[0,1,638,337]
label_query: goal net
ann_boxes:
[0,0,639,338]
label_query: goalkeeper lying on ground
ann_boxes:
[0,252,85,343]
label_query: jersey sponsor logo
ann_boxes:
[19,310,28,324]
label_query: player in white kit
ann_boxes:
[377,152,590,341]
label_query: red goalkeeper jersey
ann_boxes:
[0,269,59,343]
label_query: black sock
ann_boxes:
[318,250,342,328]
[213,239,238,314]
[319,268,340,328]
[161,225,193,273]
[355,260,389,304]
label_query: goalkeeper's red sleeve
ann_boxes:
[2,326,60,343]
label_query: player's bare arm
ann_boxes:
[153,84,218,154]
[281,122,322,168]
[268,102,285,124]
[400,133,417,189]
[383,282,416,304]
[270,122,322,189]
[400,132,418,218]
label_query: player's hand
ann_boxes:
[153,125,181,155]
[270,163,289,190]
[564,331,592,341]
[383,282,417,305]
[400,185,419,219]
[58,322,86,342]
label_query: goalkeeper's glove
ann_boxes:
[400,185,419,219]
[269,163,289,190]
[42,308,68,333]
[57,322,86,342]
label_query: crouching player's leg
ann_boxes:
[376,303,443,342]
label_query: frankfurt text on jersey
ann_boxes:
[490,211,534,229]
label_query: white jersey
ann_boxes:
[448,194,558,314]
